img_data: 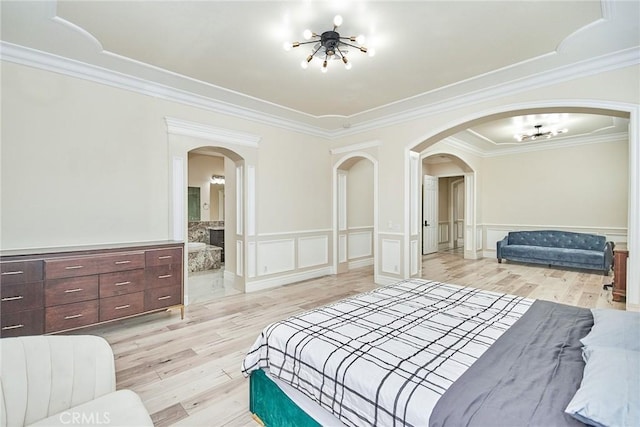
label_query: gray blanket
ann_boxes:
[429,300,593,427]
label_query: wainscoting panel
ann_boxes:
[348,230,372,260]
[236,240,243,277]
[410,239,419,276]
[339,234,348,263]
[247,241,256,278]
[257,239,295,276]
[298,235,329,269]
[381,239,401,274]
[438,222,450,244]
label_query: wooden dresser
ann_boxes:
[612,243,628,302]
[1,241,183,337]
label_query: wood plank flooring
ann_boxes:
[80,251,623,426]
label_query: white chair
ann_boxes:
[0,335,153,427]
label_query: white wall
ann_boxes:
[347,159,374,228]
[0,61,330,251]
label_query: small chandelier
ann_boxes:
[283,15,375,72]
[210,175,225,185]
[514,124,568,142]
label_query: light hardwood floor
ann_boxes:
[80,251,623,427]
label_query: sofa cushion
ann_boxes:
[501,245,603,266]
[28,390,153,427]
[507,230,605,251]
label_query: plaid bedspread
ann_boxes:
[242,279,533,427]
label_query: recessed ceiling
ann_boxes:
[1,1,638,136]
[53,1,601,117]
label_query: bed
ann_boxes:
[242,278,639,427]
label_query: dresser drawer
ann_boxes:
[145,264,182,289]
[145,285,182,311]
[45,257,98,279]
[0,260,44,285]
[45,276,99,307]
[99,269,145,298]
[1,309,44,337]
[145,247,183,267]
[97,252,145,274]
[1,281,44,314]
[100,292,144,322]
[45,300,99,333]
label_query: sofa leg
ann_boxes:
[498,259,502,263]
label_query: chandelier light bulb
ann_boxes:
[284,15,373,72]
[367,47,376,57]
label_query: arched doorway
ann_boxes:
[419,153,477,263]
[333,152,379,282]
[407,102,639,310]
[165,117,261,304]
[421,153,472,257]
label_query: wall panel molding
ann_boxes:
[257,239,295,276]
[348,230,372,260]
[298,235,329,269]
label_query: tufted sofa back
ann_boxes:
[508,230,606,251]
[0,335,116,427]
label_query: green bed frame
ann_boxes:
[249,370,322,427]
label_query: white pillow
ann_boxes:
[580,309,640,357]
[565,346,639,427]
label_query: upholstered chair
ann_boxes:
[0,335,152,426]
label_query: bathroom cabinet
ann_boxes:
[209,228,225,262]
[1,241,183,337]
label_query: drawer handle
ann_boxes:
[64,288,83,293]
[1,295,24,302]
[2,324,24,330]
[64,314,83,320]
[158,274,172,279]
[115,260,131,265]
[115,304,131,310]
[157,295,172,300]
[115,281,131,286]
[1,270,24,276]
[158,255,172,260]
[64,265,84,270]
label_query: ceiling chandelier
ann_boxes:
[210,175,225,185]
[283,15,375,72]
[514,124,568,142]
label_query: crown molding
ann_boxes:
[336,47,640,137]
[330,140,381,155]
[1,41,638,140]
[165,117,261,148]
[0,41,332,139]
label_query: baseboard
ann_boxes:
[245,266,333,293]
[348,257,374,269]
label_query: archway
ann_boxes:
[333,152,379,282]
[165,117,261,304]
[420,153,473,259]
[407,101,639,310]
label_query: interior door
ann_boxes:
[422,175,438,255]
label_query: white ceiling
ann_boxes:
[1,1,638,145]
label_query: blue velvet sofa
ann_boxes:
[496,230,613,275]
